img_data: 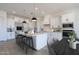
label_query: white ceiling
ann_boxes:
[0,3,79,18]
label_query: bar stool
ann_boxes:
[15,35,19,45]
[23,36,34,54]
[22,36,33,47]
[22,36,29,54]
[28,37,34,48]
[20,35,25,49]
[16,34,22,46]
[16,35,34,54]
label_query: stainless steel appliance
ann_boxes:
[63,23,73,28]
[16,26,23,31]
[62,23,73,38]
[63,30,73,38]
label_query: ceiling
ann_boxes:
[0,3,79,18]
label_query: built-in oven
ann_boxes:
[62,23,74,38]
[63,30,73,38]
[16,26,23,31]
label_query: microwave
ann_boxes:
[16,26,23,31]
[63,23,73,28]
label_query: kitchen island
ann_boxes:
[16,32,48,50]
[16,30,62,50]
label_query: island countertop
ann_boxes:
[16,31,47,36]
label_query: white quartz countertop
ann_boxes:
[16,31,47,37]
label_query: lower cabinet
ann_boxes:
[48,32,62,41]
[32,33,48,50]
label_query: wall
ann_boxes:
[0,11,7,41]
[74,9,79,39]
[7,15,16,39]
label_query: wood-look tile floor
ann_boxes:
[0,39,49,55]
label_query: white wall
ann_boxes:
[74,9,79,39]
[0,11,7,41]
[61,12,75,24]
[7,16,16,39]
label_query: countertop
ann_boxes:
[16,31,47,37]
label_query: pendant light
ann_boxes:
[32,17,37,21]
[32,4,37,21]
[22,20,26,23]
[22,10,26,23]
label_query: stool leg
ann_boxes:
[29,40,30,47]
[25,46,27,54]
[31,39,34,48]
[24,43,27,54]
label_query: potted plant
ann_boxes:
[68,31,76,49]
[68,31,76,42]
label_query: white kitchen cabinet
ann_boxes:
[61,13,74,24]
[50,16,62,28]
[48,32,62,41]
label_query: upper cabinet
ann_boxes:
[61,13,74,24]
[50,16,62,28]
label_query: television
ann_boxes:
[16,26,23,31]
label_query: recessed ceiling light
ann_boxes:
[35,7,38,10]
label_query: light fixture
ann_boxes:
[31,4,37,21]
[22,10,27,23]
[22,21,26,23]
[35,7,38,10]
[32,17,37,21]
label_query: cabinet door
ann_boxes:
[61,13,74,24]
[50,16,62,28]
